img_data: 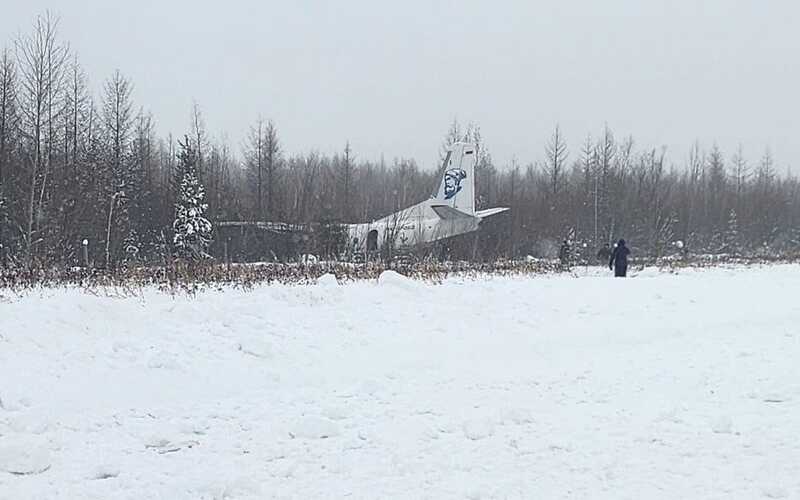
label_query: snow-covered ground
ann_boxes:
[1,265,799,499]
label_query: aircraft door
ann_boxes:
[366,229,379,252]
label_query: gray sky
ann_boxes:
[2,0,798,172]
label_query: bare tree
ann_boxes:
[731,144,749,205]
[756,147,775,190]
[750,147,781,247]
[100,70,135,266]
[680,141,704,245]
[129,109,157,254]
[578,134,599,243]
[0,48,18,266]
[102,70,133,173]
[52,56,93,258]
[338,141,353,221]
[543,124,568,198]
[15,12,70,266]
[244,117,280,221]
[262,120,280,217]
[133,110,156,193]
[705,144,727,232]
[244,117,266,220]
[63,57,88,170]
[596,125,616,242]
[190,100,207,173]
[439,118,462,164]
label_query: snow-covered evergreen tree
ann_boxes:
[173,138,212,260]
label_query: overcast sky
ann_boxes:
[2,0,798,172]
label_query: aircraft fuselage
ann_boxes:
[345,199,481,252]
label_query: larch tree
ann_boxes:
[543,124,568,199]
[100,69,135,267]
[244,117,266,220]
[15,12,69,266]
[0,47,18,266]
[244,118,280,220]
[338,140,354,221]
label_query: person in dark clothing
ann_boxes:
[596,243,611,263]
[558,239,571,269]
[609,239,630,277]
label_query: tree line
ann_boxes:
[0,13,798,269]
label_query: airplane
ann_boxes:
[218,142,509,256]
[345,142,509,253]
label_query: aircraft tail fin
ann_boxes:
[433,142,476,215]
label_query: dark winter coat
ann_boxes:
[609,240,630,277]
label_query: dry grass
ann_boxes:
[0,254,796,295]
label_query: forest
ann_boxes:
[1,13,799,271]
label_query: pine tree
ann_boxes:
[173,138,211,260]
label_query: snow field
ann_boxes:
[0,265,799,499]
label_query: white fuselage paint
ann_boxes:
[345,198,481,252]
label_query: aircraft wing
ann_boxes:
[217,221,310,234]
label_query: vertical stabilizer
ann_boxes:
[433,142,476,215]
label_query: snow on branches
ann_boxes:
[173,138,212,260]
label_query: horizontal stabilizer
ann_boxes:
[475,207,509,219]
[431,204,473,220]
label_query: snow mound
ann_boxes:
[290,416,341,439]
[316,273,339,287]
[463,418,495,440]
[377,270,417,290]
[0,439,51,475]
